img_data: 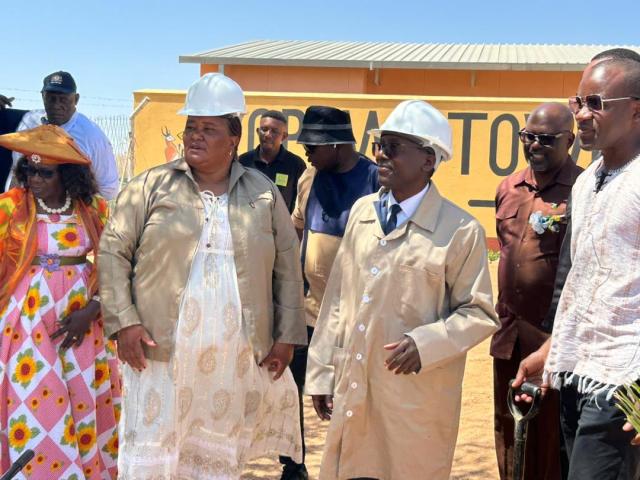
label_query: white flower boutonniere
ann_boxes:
[529,210,565,234]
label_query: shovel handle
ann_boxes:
[507,380,542,422]
[510,380,541,398]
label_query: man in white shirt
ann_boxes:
[5,71,119,199]
[514,54,640,480]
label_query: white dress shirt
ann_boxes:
[7,110,119,199]
[385,182,430,227]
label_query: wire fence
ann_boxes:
[90,115,134,182]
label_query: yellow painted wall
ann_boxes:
[132,90,593,242]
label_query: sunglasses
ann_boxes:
[22,165,57,179]
[371,141,434,159]
[518,129,570,148]
[302,144,337,155]
[568,94,640,114]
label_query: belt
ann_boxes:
[32,254,87,272]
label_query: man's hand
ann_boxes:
[117,325,156,371]
[623,422,640,446]
[260,342,294,380]
[312,394,333,420]
[0,95,14,109]
[512,344,550,403]
[51,300,100,350]
[384,336,421,374]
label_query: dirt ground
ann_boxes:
[243,262,500,480]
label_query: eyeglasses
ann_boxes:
[302,144,337,155]
[22,165,56,179]
[179,126,219,140]
[568,94,640,114]
[257,126,284,136]
[518,129,570,148]
[302,145,317,155]
[371,141,434,159]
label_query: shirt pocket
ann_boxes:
[249,192,275,233]
[495,203,520,241]
[396,263,442,331]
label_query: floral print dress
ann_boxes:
[0,213,121,479]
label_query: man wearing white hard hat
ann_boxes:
[99,73,307,479]
[306,100,498,479]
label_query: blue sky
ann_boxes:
[2,0,638,117]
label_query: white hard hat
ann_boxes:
[369,100,453,167]
[178,73,246,117]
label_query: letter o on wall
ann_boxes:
[489,114,520,177]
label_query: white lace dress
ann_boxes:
[118,192,302,480]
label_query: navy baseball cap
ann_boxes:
[41,71,77,94]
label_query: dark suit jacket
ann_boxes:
[0,108,27,192]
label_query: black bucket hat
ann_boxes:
[297,106,356,145]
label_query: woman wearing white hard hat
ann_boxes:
[98,73,307,479]
[307,99,498,479]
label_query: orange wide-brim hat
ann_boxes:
[0,125,91,166]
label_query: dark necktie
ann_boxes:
[383,203,402,235]
[594,170,610,193]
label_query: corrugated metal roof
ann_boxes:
[179,40,640,71]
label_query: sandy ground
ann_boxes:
[243,262,500,480]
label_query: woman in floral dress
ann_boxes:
[0,125,121,479]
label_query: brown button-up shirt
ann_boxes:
[490,160,583,360]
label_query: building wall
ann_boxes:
[132,90,593,243]
[201,64,582,98]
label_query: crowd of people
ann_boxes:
[0,47,639,480]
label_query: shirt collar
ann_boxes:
[171,157,246,191]
[371,181,442,233]
[255,145,284,165]
[386,182,430,219]
[518,157,578,190]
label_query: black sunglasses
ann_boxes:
[22,165,57,179]
[371,141,434,159]
[568,94,640,114]
[302,144,337,155]
[518,129,570,148]
[302,144,317,155]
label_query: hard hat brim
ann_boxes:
[368,128,452,162]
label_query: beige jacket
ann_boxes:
[291,167,343,327]
[98,158,307,363]
[306,183,498,480]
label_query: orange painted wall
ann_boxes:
[201,64,582,98]
[201,64,367,93]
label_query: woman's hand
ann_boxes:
[117,325,156,371]
[260,342,294,380]
[51,300,101,350]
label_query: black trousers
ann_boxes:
[280,326,314,468]
[560,377,640,480]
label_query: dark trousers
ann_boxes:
[560,378,640,480]
[280,326,314,469]
[494,343,565,480]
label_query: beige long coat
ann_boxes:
[306,184,498,480]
